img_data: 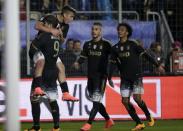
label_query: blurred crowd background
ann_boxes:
[0,0,183,78]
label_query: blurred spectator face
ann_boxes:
[74,41,81,52]
[172,41,182,51]
[118,26,128,39]
[66,39,74,51]
[91,25,102,39]
[63,11,75,24]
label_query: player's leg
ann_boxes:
[97,77,114,128]
[32,52,45,94]
[49,100,60,130]
[24,86,41,131]
[133,78,154,127]
[80,78,96,131]
[56,58,79,101]
[29,44,45,95]
[99,103,114,128]
[120,80,145,131]
[45,88,60,131]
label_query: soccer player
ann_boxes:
[25,16,61,131]
[73,22,114,131]
[31,5,78,101]
[109,23,165,131]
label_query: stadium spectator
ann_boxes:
[73,39,81,58]
[65,38,74,52]
[141,41,165,75]
[165,41,182,72]
[30,0,44,12]
[20,0,26,20]
[48,0,66,13]
[96,0,113,20]
[60,46,77,76]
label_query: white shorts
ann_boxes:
[33,51,62,64]
[120,78,144,97]
[31,89,58,102]
[88,91,103,102]
[42,90,58,102]
[33,51,45,64]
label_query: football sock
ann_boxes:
[137,100,151,119]
[126,103,142,124]
[50,101,60,128]
[87,102,100,124]
[60,82,69,93]
[31,102,40,127]
[99,103,110,120]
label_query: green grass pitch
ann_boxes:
[0,120,183,131]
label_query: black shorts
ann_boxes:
[87,76,107,102]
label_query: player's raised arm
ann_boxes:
[35,16,61,37]
[135,43,165,74]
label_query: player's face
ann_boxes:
[91,25,102,39]
[118,26,128,39]
[63,12,75,24]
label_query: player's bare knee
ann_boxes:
[36,59,45,68]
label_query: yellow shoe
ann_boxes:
[24,127,41,131]
[131,123,145,131]
[148,116,155,126]
[51,127,60,131]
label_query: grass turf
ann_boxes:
[0,120,183,131]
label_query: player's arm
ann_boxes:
[108,48,119,87]
[135,43,165,73]
[58,28,65,43]
[35,16,61,37]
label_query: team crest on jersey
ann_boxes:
[99,45,103,49]
[88,43,91,48]
[127,46,130,50]
[93,45,97,49]
[120,46,124,51]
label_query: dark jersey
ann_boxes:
[33,32,60,87]
[111,40,159,81]
[38,15,69,39]
[78,38,112,78]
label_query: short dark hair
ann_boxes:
[117,23,133,38]
[61,5,76,15]
[74,39,81,44]
[44,15,59,28]
[93,22,102,27]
